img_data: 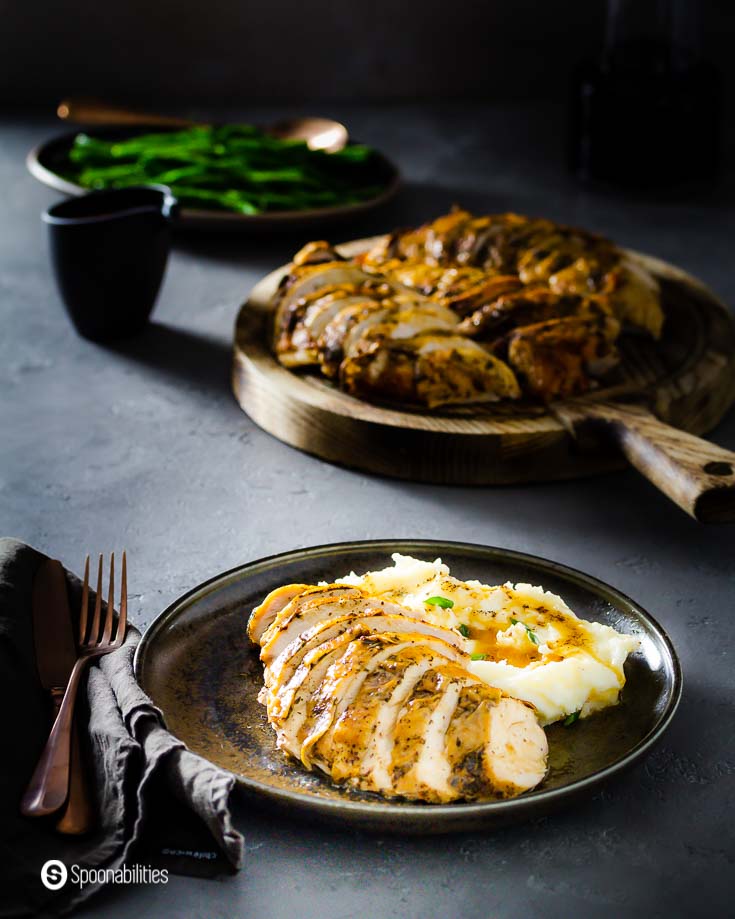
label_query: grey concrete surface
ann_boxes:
[1,106,734,918]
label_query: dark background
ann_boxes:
[1,0,734,109]
[2,4,735,919]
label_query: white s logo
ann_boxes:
[41,860,68,890]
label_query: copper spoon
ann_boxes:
[57,98,349,153]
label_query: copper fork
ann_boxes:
[20,552,128,818]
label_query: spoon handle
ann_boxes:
[57,98,192,129]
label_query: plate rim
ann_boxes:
[26,128,401,229]
[134,538,683,822]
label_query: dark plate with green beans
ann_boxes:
[27,125,400,230]
[134,539,681,832]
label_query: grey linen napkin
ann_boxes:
[0,538,243,918]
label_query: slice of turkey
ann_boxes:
[248,583,311,645]
[277,263,375,309]
[263,612,465,717]
[258,585,367,656]
[259,588,462,665]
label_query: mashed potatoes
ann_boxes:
[335,554,639,726]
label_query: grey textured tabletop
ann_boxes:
[2,107,734,919]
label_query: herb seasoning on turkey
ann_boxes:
[271,208,663,405]
[247,556,640,802]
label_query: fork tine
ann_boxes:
[79,555,90,645]
[102,552,115,644]
[89,554,103,646]
[116,551,127,646]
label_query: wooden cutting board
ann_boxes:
[232,237,735,522]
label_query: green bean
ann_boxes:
[63,123,389,214]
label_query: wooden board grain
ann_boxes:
[232,238,735,487]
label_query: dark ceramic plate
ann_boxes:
[134,540,681,832]
[26,128,401,232]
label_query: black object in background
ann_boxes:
[43,187,177,342]
[571,0,722,188]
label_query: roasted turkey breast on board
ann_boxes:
[247,584,549,803]
[272,241,521,407]
[270,209,663,406]
[360,209,663,339]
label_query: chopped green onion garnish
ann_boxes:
[457,623,470,638]
[563,711,581,727]
[425,596,454,609]
[510,617,539,645]
[470,653,487,661]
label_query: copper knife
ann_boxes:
[29,558,95,833]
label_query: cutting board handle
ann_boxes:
[557,401,735,523]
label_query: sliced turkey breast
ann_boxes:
[484,696,550,795]
[270,209,653,404]
[269,631,463,763]
[258,585,367,658]
[248,586,549,803]
[359,209,663,343]
[263,610,465,702]
[394,666,466,801]
[602,258,664,339]
[300,632,465,770]
[341,331,521,408]
[442,682,546,798]
[270,628,373,758]
[247,583,311,645]
[367,261,471,296]
[317,644,435,783]
[260,592,385,666]
[318,300,390,377]
[444,682,502,798]
[273,262,394,365]
[338,297,454,353]
[299,634,411,768]
[504,314,621,399]
[266,622,374,725]
[440,275,524,318]
[291,240,345,267]
[275,263,374,314]
[306,295,379,343]
[458,288,613,340]
[358,649,441,791]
